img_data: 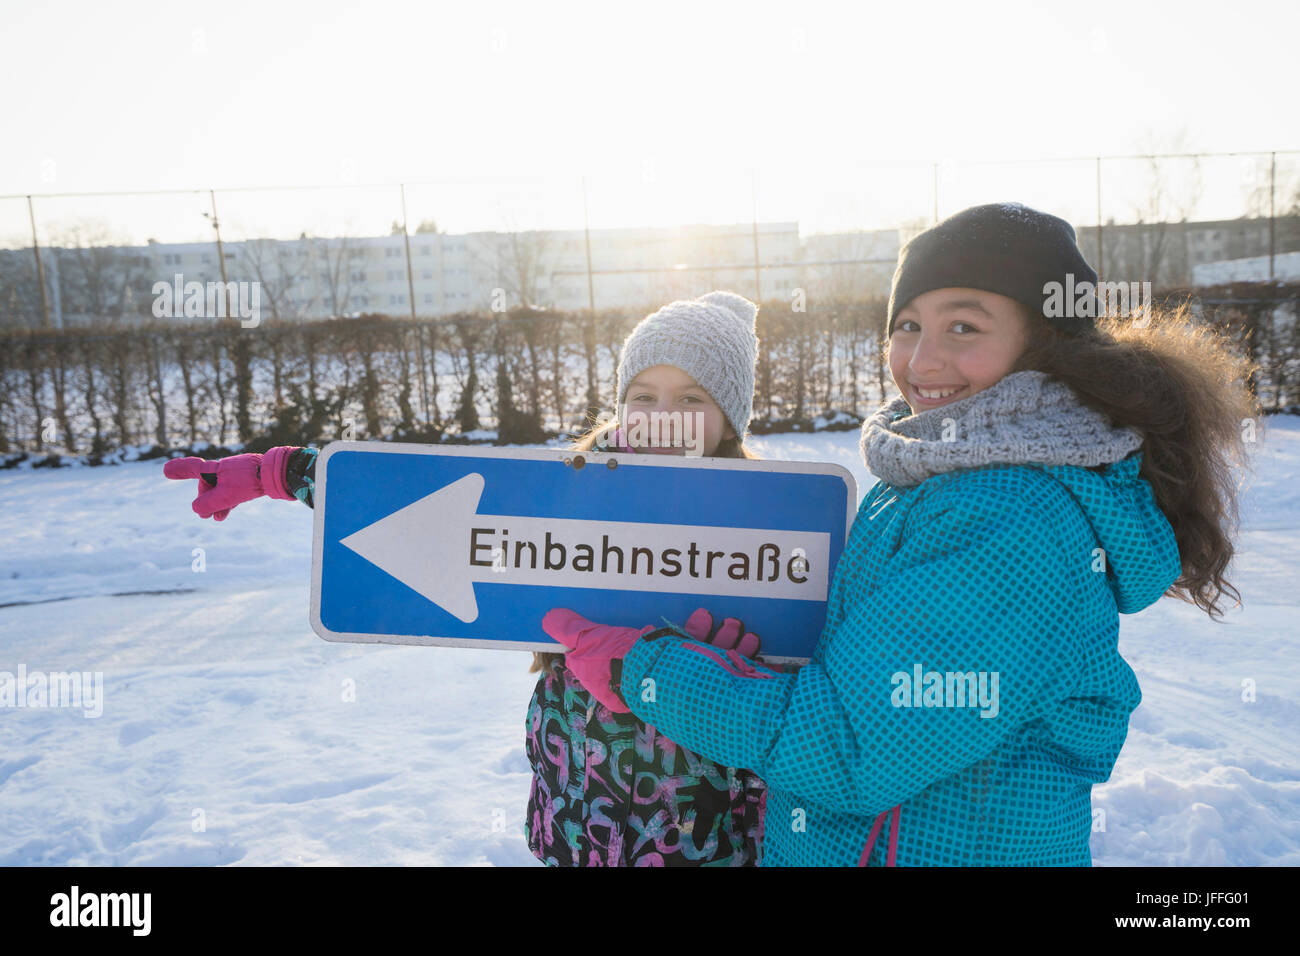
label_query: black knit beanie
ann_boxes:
[887,202,1099,336]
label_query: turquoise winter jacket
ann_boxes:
[619,451,1182,866]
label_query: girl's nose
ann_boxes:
[657,409,678,441]
[908,330,947,373]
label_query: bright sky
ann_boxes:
[1,0,1296,245]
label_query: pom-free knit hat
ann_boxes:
[615,291,759,441]
[887,202,1099,336]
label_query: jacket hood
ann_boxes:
[1034,452,1182,614]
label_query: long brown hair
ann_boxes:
[528,415,761,674]
[1010,302,1263,619]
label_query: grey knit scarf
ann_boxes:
[858,370,1142,488]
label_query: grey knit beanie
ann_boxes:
[615,291,759,441]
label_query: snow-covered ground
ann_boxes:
[1,422,1297,866]
[1193,250,1300,285]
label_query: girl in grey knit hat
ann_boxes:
[593,290,762,457]
[525,290,773,867]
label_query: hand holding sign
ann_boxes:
[541,609,654,712]
[541,606,762,713]
[684,607,761,658]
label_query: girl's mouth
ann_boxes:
[910,383,967,406]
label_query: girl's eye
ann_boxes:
[630,393,705,403]
[895,320,978,334]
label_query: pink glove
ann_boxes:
[163,446,298,521]
[681,608,762,658]
[541,609,654,713]
[540,607,763,713]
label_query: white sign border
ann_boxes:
[310,439,857,663]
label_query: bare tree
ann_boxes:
[48,331,78,452]
[451,315,484,433]
[206,329,231,446]
[1100,132,1203,287]
[311,232,362,317]
[468,228,556,310]
[0,248,44,329]
[103,327,136,447]
[238,237,310,321]
[139,322,170,447]
[1243,159,1300,253]
[52,221,153,327]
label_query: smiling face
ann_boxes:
[888,288,1032,411]
[621,364,735,456]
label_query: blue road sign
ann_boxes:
[310,441,856,662]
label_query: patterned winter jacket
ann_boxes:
[281,445,767,867]
[619,451,1182,866]
[526,657,765,866]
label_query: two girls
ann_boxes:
[165,290,772,867]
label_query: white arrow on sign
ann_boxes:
[338,472,830,623]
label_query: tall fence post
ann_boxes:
[932,162,939,225]
[401,183,430,426]
[27,196,52,330]
[1269,152,1276,281]
[582,176,595,312]
[1095,157,1103,280]
[751,170,762,301]
[209,190,229,286]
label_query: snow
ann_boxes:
[1192,251,1300,285]
[1,423,1297,865]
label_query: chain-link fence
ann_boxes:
[3,151,1298,331]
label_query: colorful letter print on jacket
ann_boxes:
[526,658,766,866]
